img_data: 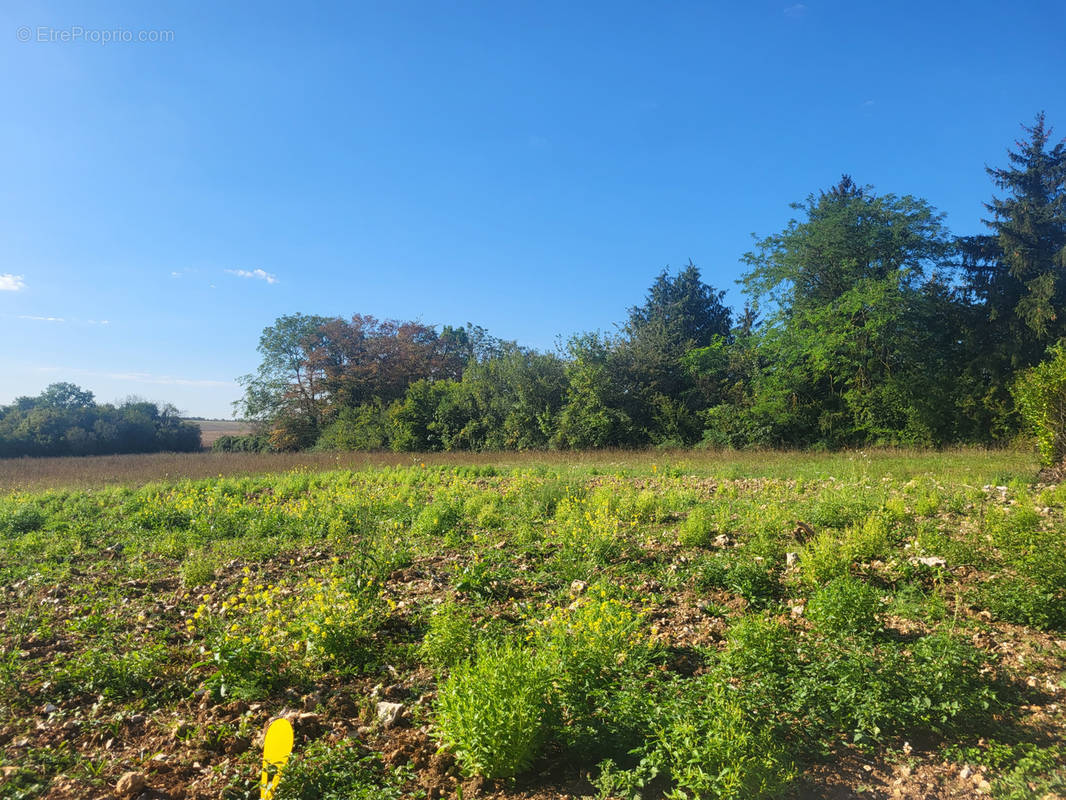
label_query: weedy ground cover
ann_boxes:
[0,449,1063,800]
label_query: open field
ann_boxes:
[1,450,1064,800]
[0,447,1040,492]
[186,421,256,450]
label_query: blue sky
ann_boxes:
[2,1,1064,418]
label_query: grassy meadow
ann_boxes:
[1,449,1064,799]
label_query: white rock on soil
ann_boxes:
[115,772,146,796]
[376,701,404,729]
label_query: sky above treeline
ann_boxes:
[1,0,1064,419]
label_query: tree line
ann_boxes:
[0,383,201,458]
[229,113,1066,453]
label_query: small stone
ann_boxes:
[569,580,588,595]
[785,552,799,567]
[713,534,733,548]
[376,701,404,729]
[42,703,57,714]
[790,604,805,617]
[115,772,146,796]
[915,556,946,568]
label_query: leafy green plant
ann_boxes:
[982,575,1066,630]
[435,640,550,778]
[799,531,850,588]
[420,601,479,671]
[411,497,465,542]
[631,678,795,800]
[53,643,175,701]
[275,739,407,800]
[1012,340,1066,466]
[806,575,882,636]
[0,504,47,536]
[181,549,219,589]
[679,506,717,547]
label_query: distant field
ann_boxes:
[186,419,255,448]
[0,445,1037,492]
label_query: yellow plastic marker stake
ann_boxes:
[259,717,294,800]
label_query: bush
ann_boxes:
[419,602,480,671]
[314,404,390,451]
[983,575,1066,630]
[275,740,406,800]
[212,433,273,453]
[537,591,658,757]
[0,505,47,536]
[799,531,850,588]
[435,640,550,778]
[679,506,717,547]
[410,498,465,542]
[806,576,882,636]
[1012,340,1066,466]
[620,678,796,800]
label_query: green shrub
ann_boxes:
[721,615,799,717]
[983,575,1066,630]
[806,576,882,636]
[181,549,219,589]
[275,740,406,800]
[435,640,550,778]
[1012,340,1066,466]
[419,602,479,671]
[53,643,175,701]
[0,505,47,536]
[799,531,849,588]
[537,591,657,756]
[796,631,995,744]
[842,514,892,562]
[642,678,795,800]
[727,559,780,610]
[679,506,718,547]
[411,498,465,542]
[212,433,273,453]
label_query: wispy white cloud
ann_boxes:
[87,319,111,325]
[34,366,234,388]
[0,274,26,292]
[225,268,278,285]
[784,3,808,17]
[19,315,64,322]
[862,99,875,107]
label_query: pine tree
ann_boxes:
[980,113,1066,361]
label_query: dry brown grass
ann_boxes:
[0,446,1036,492]
[0,449,627,491]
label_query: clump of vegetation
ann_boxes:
[192,563,383,697]
[0,382,200,458]
[419,601,480,671]
[678,506,718,546]
[1013,341,1066,467]
[806,575,882,636]
[434,640,551,778]
[274,740,407,800]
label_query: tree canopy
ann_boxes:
[0,385,201,457]
[220,114,1066,457]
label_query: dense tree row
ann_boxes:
[0,383,201,457]
[233,114,1066,452]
